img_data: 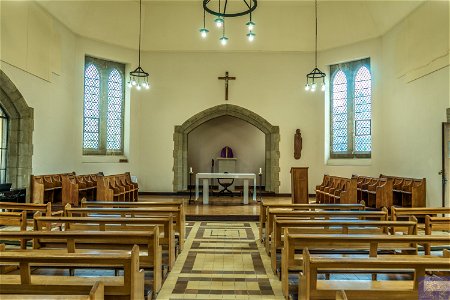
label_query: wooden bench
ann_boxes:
[353,175,393,208]
[96,173,138,202]
[34,214,176,270]
[298,248,450,300]
[30,172,75,204]
[0,230,162,295]
[335,290,347,300]
[281,232,450,297]
[315,176,357,204]
[424,215,450,255]
[380,174,426,207]
[265,208,389,254]
[0,212,27,248]
[391,206,450,222]
[64,204,185,251]
[0,281,104,299]
[0,245,144,299]
[62,174,99,206]
[270,217,418,274]
[259,202,365,242]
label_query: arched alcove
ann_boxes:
[173,104,280,193]
[0,70,34,196]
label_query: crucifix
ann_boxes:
[218,71,236,101]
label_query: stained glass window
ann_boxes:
[0,107,8,184]
[330,58,371,158]
[83,57,125,155]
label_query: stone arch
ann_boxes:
[173,104,280,193]
[0,70,34,197]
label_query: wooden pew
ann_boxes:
[0,230,161,294]
[259,202,366,242]
[265,208,389,254]
[96,173,138,202]
[270,217,418,274]
[64,204,185,251]
[0,281,104,300]
[315,175,331,203]
[353,175,393,208]
[299,248,450,300]
[315,176,357,204]
[34,214,176,270]
[424,216,450,255]
[281,232,450,297]
[391,207,450,222]
[0,245,144,299]
[0,212,27,248]
[0,202,63,218]
[30,172,75,204]
[380,174,426,207]
[62,174,99,206]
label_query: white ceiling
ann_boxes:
[36,0,426,52]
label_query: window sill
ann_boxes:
[327,158,372,166]
[82,155,129,164]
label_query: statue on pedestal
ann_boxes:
[294,129,302,160]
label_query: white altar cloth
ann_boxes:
[195,173,257,205]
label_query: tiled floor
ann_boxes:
[157,221,284,299]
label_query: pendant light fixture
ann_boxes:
[200,0,258,45]
[128,0,150,90]
[305,0,325,92]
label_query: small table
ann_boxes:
[195,173,257,205]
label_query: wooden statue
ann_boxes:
[294,129,302,159]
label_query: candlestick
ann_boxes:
[189,167,193,174]
[259,167,262,174]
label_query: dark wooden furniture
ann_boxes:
[290,167,308,204]
[380,174,426,207]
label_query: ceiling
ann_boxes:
[36,0,426,52]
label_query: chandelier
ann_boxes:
[305,0,326,92]
[199,0,258,45]
[128,0,150,90]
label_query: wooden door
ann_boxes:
[442,123,450,207]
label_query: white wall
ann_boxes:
[187,115,265,178]
[0,1,448,205]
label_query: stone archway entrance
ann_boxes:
[173,104,280,193]
[0,70,34,195]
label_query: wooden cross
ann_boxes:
[218,71,236,100]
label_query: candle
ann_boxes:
[189,167,193,173]
[259,168,262,174]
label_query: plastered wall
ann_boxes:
[0,1,448,205]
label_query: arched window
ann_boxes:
[106,69,124,151]
[83,64,100,150]
[331,70,348,153]
[0,106,8,183]
[83,57,125,155]
[354,66,372,152]
[329,58,371,158]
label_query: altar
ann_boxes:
[195,173,257,205]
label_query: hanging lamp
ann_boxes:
[128,0,150,90]
[305,0,325,92]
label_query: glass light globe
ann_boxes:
[321,83,326,91]
[215,17,224,28]
[247,32,255,42]
[305,84,310,91]
[311,83,317,91]
[220,36,228,46]
[199,28,209,38]
[131,79,137,86]
[136,84,142,91]
[127,82,132,88]
[246,21,255,31]
[145,83,150,90]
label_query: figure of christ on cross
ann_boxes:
[218,71,236,100]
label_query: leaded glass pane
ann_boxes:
[106,69,123,150]
[332,70,348,152]
[83,64,100,149]
[354,66,372,152]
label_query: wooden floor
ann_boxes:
[139,195,293,216]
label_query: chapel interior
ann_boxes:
[0,0,449,299]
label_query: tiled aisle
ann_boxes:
[157,221,284,299]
